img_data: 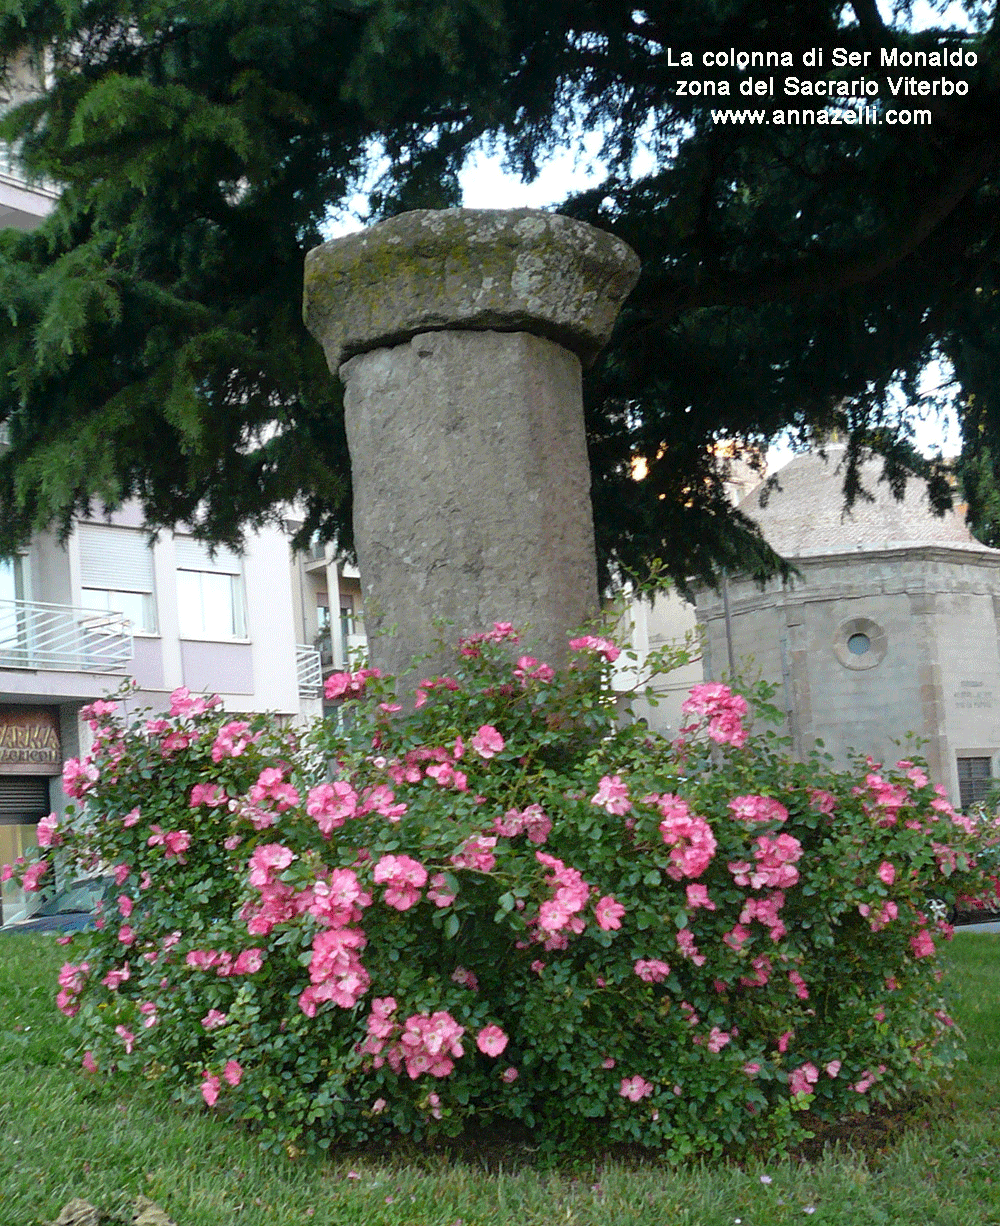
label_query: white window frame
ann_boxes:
[174,537,248,642]
[77,524,158,634]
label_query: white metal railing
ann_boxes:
[0,597,133,673]
[296,643,323,699]
[1,146,59,196]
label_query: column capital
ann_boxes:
[303,207,640,370]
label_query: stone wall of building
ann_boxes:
[697,546,1000,800]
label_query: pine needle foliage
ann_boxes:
[1,1,998,584]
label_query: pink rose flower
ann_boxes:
[451,966,479,991]
[634,958,670,983]
[676,928,706,966]
[789,1062,820,1097]
[426,873,457,908]
[594,895,626,930]
[114,1025,136,1055]
[471,725,505,759]
[513,656,554,684]
[591,775,631,815]
[568,635,620,662]
[476,1024,509,1057]
[22,860,50,892]
[233,948,265,975]
[681,683,748,748]
[706,1026,731,1053]
[102,963,130,991]
[163,830,191,859]
[373,853,428,911]
[36,813,61,848]
[201,1073,221,1106]
[728,794,789,824]
[808,788,837,815]
[685,883,716,911]
[619,1075,653,1101]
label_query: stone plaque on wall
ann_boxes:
[0,706,61,774]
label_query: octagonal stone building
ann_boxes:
[695,445,1000,808]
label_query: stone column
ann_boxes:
[303,208,640,690]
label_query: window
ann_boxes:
[78,525,157,633]
[0,776,49,926]
[0,556,30,659]
[174,537,246,640]
[833,616,887,671]
[957,756,994,810]
[341,594,359,638]
[0,555,27,604]
[80,587,156,632]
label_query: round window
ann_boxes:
[833,617,887,671]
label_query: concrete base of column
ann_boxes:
[342,327,600,688]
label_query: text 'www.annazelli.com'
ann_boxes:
[709,106,932,125]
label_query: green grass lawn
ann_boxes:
[1,932,998,1226]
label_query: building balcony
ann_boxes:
[0,597,133,678]
[315,630,368,674]
[1,157,58,231]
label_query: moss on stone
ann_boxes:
[303,207,640,370]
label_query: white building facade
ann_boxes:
[0,504,336,924]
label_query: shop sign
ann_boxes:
[0,707,61,770]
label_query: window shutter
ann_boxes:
[0,776,49,818]
[174,537,243,574]
[78,525,155,593]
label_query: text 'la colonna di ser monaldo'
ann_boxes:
[668,43,977,99]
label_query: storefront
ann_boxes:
[0,706,59,925]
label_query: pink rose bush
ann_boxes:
[9,637,998,1161]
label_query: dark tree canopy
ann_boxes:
[1,0,999,591]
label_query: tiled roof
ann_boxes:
[741,446,997,558]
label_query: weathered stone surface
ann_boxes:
[694,446,1000,798]
[132,1196,177,1226]
[49,1200,101,1226]
[342,328,600,687]
[303,207,640,369]
[304,207,638,692]
[48,1195,177,1226]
